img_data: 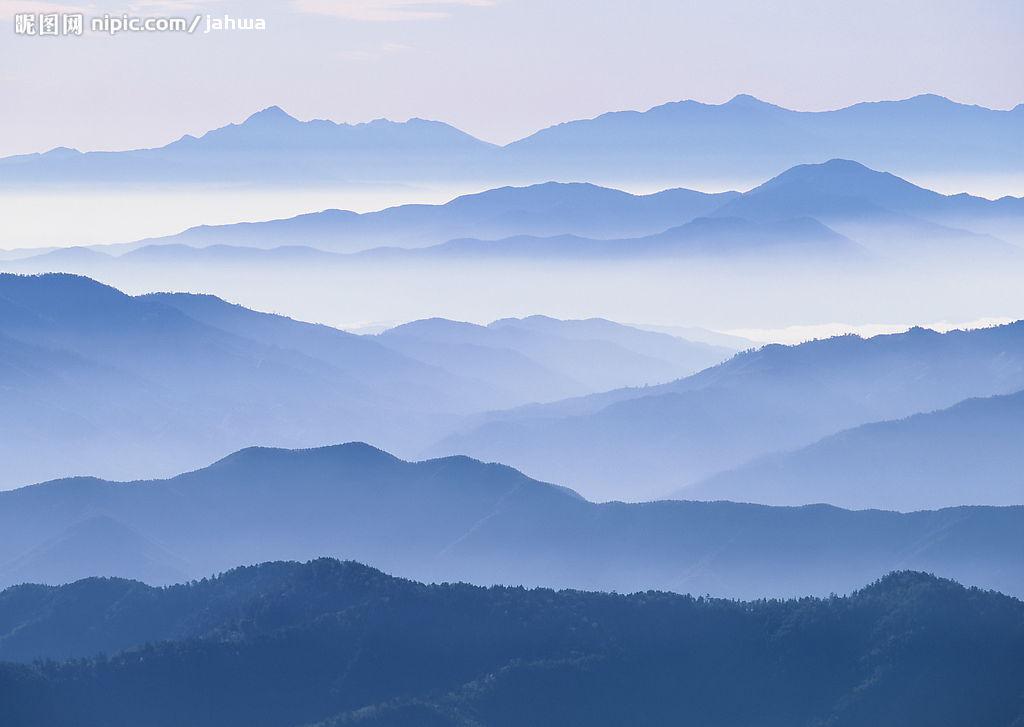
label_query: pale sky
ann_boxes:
[1,0,1023,157]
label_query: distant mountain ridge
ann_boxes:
[0,442,1021,599]
[4,160,1018,264]
[503,93,1024,185]
[92,159,1024,254]
[680,388,1024,510]
[411,215,867,261]
[2,94,1021,188]
[1,216,867,267]
[0,274,723,487]
[0,272,494,488]
[87,182,741,255]
[374,315,733,395]
[710,159,1024,252]
[434,321,1024,503]
[0,106,498,185]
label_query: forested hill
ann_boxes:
[0,560,1022,727]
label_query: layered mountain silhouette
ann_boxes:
[680,388,1024,511]
[489,315,741,369]
[0,561,1022,727]
[3,95,1021,188]
[0,515,190,589]
[718,159,1024,222]
[374,316,733,395]
[710,159,1024,253]
[0,106,498,185]
[503,93,1024,185]
[435,322,1024,503]
[5,160,1017,267]
[0,273,480,486]
[85,181,739,255]
[397,216,866,262]
[0,274,720,487]
[0,442,1021,598]
[4,83,1022,727]
[3,217,865,268]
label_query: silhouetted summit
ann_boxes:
[242,105,299,124]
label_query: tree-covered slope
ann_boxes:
[0,561,1020,727]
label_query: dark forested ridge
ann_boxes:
[2,442,1023,599]
[0,560,1021,727]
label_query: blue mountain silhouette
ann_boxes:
[0,442,1020,599]
[435,322,1024,502]
[2,95,1020,187]
[0,274,722,487]
[681,388,1024,510]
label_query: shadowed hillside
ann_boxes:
[0,561,1021,727]
[0,443,1020,599]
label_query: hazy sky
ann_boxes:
[1,0,1023,156]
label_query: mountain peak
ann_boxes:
[243,105,298,125]
[854,570,959,600]
[42,146,82,158]
[752,159,911,195]
[206,442,403,477]
[725,93,767,107]
[820,158,870,170]
[382,317,484,337]
[780,158,875,177]
[904,93,956,106]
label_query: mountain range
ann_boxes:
[2,94,1021,189]
[709,159,1024,254]
[0,106,498,185]
[7,273,1024,508]
[4,74,1023,727]
[680,388,1024,511]
[504,94,1024,185]
[0,442,1021,599]
[7,275,1024,509]
[3,160,1019,267]
[374,316,732,396]
[0,216,868,269]
[403,215,867,262]
[0,561,1022,727]
[434,322,1024,503]
[0,273,472,486]
[112,181,739,253]
[0,273,726,488]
